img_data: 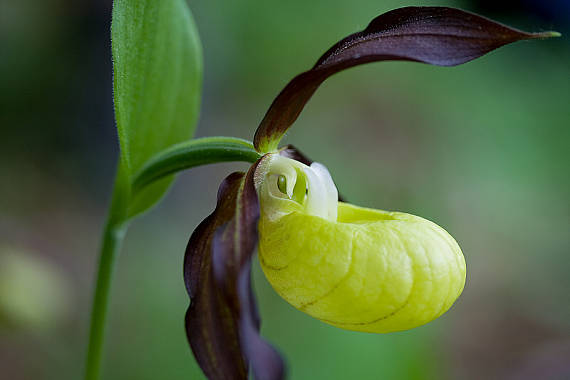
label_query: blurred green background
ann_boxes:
[1,0,569,379]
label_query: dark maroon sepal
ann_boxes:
[184,172,248,380]
[253,6,558,152]
[237,260,286,380]
[184,160,285,380]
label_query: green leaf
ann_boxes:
[131,137,262,195]
[111,0,203,218]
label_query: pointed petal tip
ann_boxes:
[538,31,561,38]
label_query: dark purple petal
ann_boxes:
[185,158,285,380]
[238,260,286,380]
[212,160,261,295]
[184,172,247,380]
[253,6,559,152]
[212,157,286,380]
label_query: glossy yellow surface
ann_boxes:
[258,201,466,333]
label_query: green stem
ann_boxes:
[85,137,260,380]
[85,221,127,380]
[85,170,129,380]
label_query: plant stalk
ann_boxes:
[84,168,129,380]
[85,221,126,380]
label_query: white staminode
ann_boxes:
[258,155,338,222]
[303,162,338,221]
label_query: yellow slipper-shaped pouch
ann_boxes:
[256,154,466,333]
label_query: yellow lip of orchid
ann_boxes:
[255,154,466,333]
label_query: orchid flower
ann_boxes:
[181,7,557,380]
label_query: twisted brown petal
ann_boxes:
[184,159,284,380]
[212,158,285,380]
[253,6,558,152]
[184,172,247,379]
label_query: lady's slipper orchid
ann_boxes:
[183,7,558,380]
